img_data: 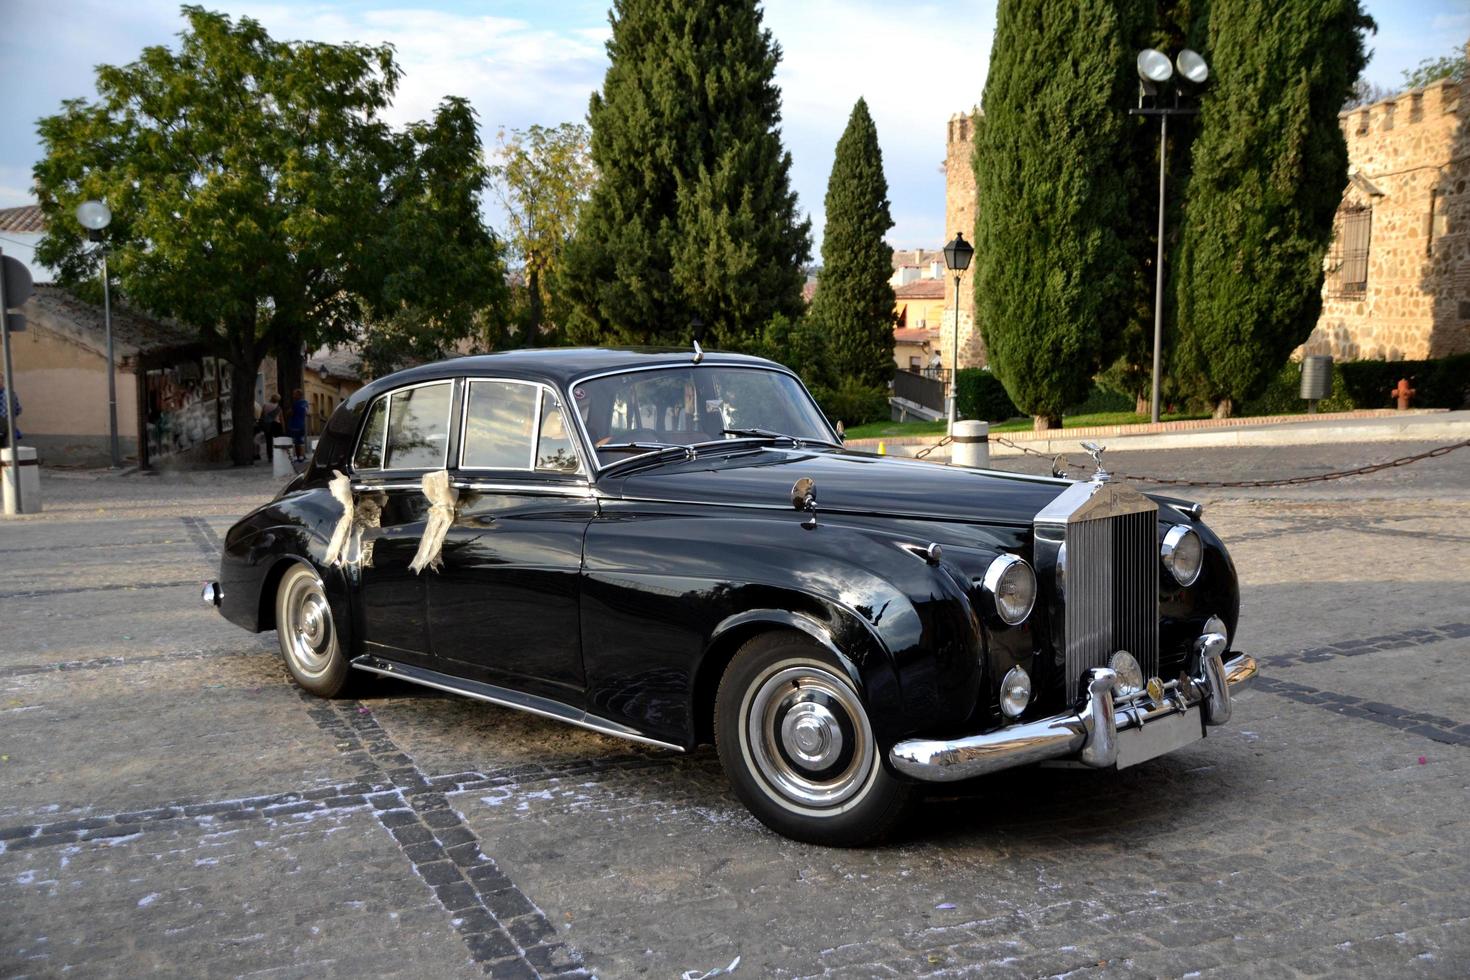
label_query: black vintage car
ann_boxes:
[205,348,1257,845]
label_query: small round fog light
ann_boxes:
[1109,651,1144,698]
[1000,666,1032,719]
[1162,525,1203,586]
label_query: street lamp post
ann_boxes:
[1129,48,1209,424]
[75,201,120,468]
[942,232,973,434]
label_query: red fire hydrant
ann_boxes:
[1391,378,1416,411]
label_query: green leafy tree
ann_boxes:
[563,0,811,349]
[1171,0,1373,415]
[974,0,1150,429]
[807,99,896,390]
[490,123,596,347]
[34,5,504,461]
[1401,46,1467,90]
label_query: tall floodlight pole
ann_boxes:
[1129,48,1209,424]
[76,201,119,467]
[942,232,973,434]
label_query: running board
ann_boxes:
[349,654,685,753]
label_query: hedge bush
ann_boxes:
[956,368,1020,422]
[1238,360,1356,416]
[814,377,890,429]
[1338,354,1470,410]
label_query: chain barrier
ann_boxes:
[982,435,1470,489]
[912,435,952,460]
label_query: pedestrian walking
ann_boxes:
[257,394,282,461]
[287,388,309,460]
[0,379,21,449]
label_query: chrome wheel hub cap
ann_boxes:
[283,575,334,678]
[742,663,876,814]
[781,701,843,768]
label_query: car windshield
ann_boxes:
[570,366,837,466]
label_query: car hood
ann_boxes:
[608,446,1074,527]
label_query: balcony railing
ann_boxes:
[893,368,948,413]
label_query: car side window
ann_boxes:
[383,382,453,470]
[461,381,537,469]
[536,392,581,474]
[353,398,388,470]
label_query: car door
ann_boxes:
[350,378,458,663]
[427,379,597,704]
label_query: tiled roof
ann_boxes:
[894,279,947,299]
[891,248,943,269]
[308,346,363,381]
[0,204,45,233]
[24,285,198,361]
[894,327,939,344]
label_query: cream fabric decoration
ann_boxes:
[349,491,387,569]
[409,469,459,574]
[323,470,355,567]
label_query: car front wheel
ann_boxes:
[715,631,913,846]
[275,563,353,698]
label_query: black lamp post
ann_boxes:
[1129,47,1209,424]
[942,231,973,432]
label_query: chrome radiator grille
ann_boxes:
[1035,478,1160,698]
[1064,509,1159,684]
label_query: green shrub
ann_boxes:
[1338,354,1470,410]
[956,368,1020,422]
[814,377,890,429]
[1065,385,1134,416]
[1239,359,1356,416]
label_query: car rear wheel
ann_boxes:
[715,631,913,846]
[275,563,353,698]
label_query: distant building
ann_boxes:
[1306,60,1469,361]
[303,347,364,433]
[942,109,985,374]
[892,278,945,373]
[889,248,945,289]
[0,205,53,285]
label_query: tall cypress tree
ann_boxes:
[974,0,1151,428]
[564,0,810,348]
[1171,0,1372,415]
[808,99,895,390]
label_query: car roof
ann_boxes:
[350,347,785,404]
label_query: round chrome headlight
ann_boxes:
[1109,651,1144,698]
[982,554,1036,626]
[1000,665,1032,719]
[1161,525,1203,586]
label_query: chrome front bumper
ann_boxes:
[888,635,1258,783]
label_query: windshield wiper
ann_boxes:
[596,442,697,473]
[721,427,804,446]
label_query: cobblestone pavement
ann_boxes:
[2,442,1469,978]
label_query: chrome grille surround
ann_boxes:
[1034,479,1159,699]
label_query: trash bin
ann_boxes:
[1,446,41,515]
[272,436,295,478]
[1300,355,1333,413]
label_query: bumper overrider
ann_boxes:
[889,632,1258,782]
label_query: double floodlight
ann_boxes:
[1136,48,1209,91]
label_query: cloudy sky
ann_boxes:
[1,0,1466,257]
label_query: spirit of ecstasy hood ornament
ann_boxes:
[1080,441,1110,482]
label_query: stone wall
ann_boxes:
[941,109,986,372]
[1305,61,1468,361]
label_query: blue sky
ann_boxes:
[1,0,1465,256]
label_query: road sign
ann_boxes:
[2,255,33,309]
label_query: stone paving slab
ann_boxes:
[1,443,1468,978]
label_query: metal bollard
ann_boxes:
[952,420,990,468]
[1,446,42,514]
[272,437,295,477]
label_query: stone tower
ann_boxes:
[942,110,987,372]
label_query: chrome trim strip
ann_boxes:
[566,363,841,475]
[349,655,685,752]
[450,480,594,497]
